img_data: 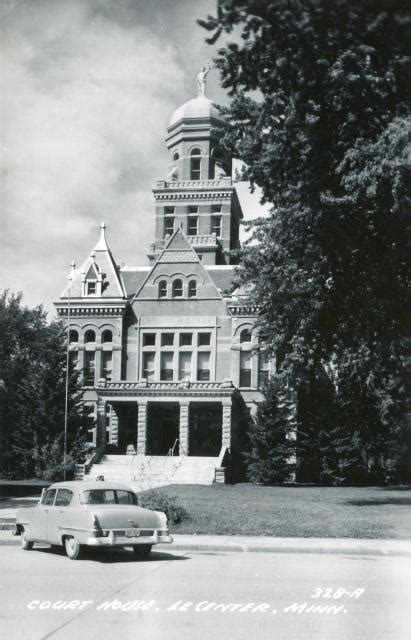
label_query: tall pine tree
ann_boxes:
[244,378,296,484]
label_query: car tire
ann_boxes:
[21,529,33,551]
[132,544,152,559]
[64,536,82,560]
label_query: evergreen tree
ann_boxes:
[200,1,410,482]
[296,363,337,483]
[244,378,296,484]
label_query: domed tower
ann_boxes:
[149,70,243,265]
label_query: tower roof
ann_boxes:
[168,96,225,129]
[59,223,125,299]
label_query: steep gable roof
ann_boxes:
[59,223,125,299]
[131,227,223,303]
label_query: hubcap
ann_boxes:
[67,539,76,553]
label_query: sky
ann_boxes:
[1,0,268,318]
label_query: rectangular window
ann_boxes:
[240,351,252,388]
[85,404,96,445]
[211,204,222,213]
[161,333,174,346]
[187,216,198,236]
[258,354,270,387]
[190,158,201,180]
[164,216,174,237]
[143,333,156,347]
[188,205,198,214]
[69,351,78,371]
[86,282,96,295]
[161,352,174,381]
[164,206,175,215]
[197,352,210,381]
[143,352,155,381]
[211,215,222,236]
[198,332,211,346]
[179,352,192,381]
[101,352,112,381]
[179,332,192,346]
[84,352,95,386]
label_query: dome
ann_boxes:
[168,96,225,128]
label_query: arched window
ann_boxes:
[101,330,113,343]
[172,151,179,161]
[190,148,201,180]
[69,329,79,344]
[158,280,167,298]
[240,328,252,343]
[172,279,183,298]
[188,280,197,298]
[85,330,96,344]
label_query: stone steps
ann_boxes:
[84,454,220,486]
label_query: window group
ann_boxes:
[68,327,114,386]
[162,204,222,239]
[141,330,213,382]
[158,278,198,299]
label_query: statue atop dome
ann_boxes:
[196,62,213,97]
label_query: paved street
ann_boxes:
[0,543,409,640]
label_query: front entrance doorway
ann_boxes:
[189,403,222,456]
[147,403,180,456]
[115,403,138,453]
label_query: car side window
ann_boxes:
[42,489,57,506]
[55,489,73,507]
[117,490,137,505]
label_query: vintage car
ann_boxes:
[14,480,173,560]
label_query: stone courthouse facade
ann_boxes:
[55,81,271,484]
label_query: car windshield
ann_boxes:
[79,489,138,505]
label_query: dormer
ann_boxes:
[82,254,104,297]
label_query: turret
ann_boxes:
[149,69,243,266]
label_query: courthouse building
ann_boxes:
[55,80,271,484]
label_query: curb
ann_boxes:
[160,541,411,557]
[1,531,410,556]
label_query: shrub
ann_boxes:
[139,490,188,524]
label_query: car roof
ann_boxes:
[48,481,136,492]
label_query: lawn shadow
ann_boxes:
[35,545,188,563]
[344,497,411,507]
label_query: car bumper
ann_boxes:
[86,530,173,547]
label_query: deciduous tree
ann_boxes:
[200,0,410,482]
[0,291,89,479]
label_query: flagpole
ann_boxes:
[63,262,74,481]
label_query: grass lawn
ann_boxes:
[150,484,411,539]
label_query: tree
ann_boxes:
[244,378,296,484]
[0,291,90,479]
[200,1,410,482]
